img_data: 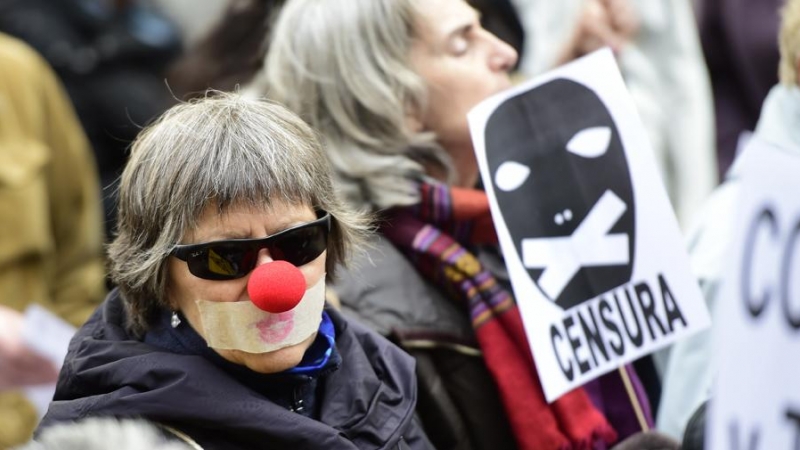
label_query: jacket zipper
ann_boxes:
[289,380,308,414]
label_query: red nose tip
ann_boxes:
[247,261,306,313]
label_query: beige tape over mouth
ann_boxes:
[196,277,326,353]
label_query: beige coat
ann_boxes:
[0,33,106,448]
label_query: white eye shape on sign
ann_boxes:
[566,126,612,158]
[495,161,531,192]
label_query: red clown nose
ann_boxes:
[247,261,306,313]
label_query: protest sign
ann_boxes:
[707,137,800,450]
[468,48,710,401]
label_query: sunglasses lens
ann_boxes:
[188,244,258,280]
[269,224,328,266]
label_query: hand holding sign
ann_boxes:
[556,0,640,64]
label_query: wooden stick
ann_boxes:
[618,365,650,432]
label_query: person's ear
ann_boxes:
[163,278,180,311]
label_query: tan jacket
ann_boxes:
[0,33,106,448]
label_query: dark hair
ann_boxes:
[166,0,286,99]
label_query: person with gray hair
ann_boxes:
[251,0,654,449]
[34,92,434,450]
[17,418,193,450]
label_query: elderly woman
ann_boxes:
[35,93,433,450]
[253,0,655,449]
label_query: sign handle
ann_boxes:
[619,366,650,432]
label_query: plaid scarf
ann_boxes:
[381,181,618,450]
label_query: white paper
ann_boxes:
[20,304,76,418]
[468,48,710,401]
[707,138,800,450]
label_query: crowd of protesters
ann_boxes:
[0,0,794,448]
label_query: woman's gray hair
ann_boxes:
[248,0,452,211]
[108,92,371,335]
[16,418,193,450]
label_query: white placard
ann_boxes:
[21,304,76,418]
[707,137,800,450]
[468,49,710,401]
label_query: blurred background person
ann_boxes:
[36,93,433,450]
[150,0,228,47]
[253,0,655,448]
[656,0,800,440]
[0,0,182,238]
[0,33,106,448]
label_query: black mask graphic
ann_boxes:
[484,78,635,310]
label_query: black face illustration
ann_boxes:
[484,78,635,310]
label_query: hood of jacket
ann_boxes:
[38,289,421,450]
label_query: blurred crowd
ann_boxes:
[0,0,792,448]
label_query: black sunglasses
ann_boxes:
[171,213,331,280]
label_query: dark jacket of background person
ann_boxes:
[335,237,518,450]
[37,290,431,450]
[0,0,181,237]
[0,33,106,448]
[698,0,782,178]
